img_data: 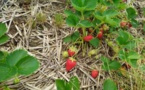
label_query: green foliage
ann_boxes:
[89,38,99,48]
[0,49,40,82]
[0,23,9,45]
[118,50,140,68]
[103,79,117,90]
[56,76,80,90]
[101,56,121,71]
[63,31,80,43]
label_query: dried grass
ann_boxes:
[0,0,145,90]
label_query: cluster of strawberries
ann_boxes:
[83,24,109,42]
[62,46,99,79]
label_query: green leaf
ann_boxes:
[101,56,110,63]
[109,61,121,70]
[0,23,7,37]
[118,50,127,60]
[105,17,118,27]
[127,51,140,60]
[112,0,121,5]
[69,76,80,90]
[117,3,127,10]
[66,15,79,27]
[84,0,98,11]
[6,49,28,66]
[103,79,117,90]
[63,35,72,43]
[89,38,99,48]
[116,30,130,45]
[0,64,17,82]
[129,59,138,68]
[0,34,9,45]
[16,56,39,75]
[71,0,85,11]
[124,41,136,50]
[103,10,118,17]
[71,0,97,11]
[0,51,5,60]
[94,11,105,21]
[143,24,145,32]
[71,31,80,42]
[63,31,80,43]
[126,7,137,19]
[78,20,93,28]
[130,19,139,28]
[55,79,66,90]
[64,10,75,16]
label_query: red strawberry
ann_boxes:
[97,31,103,39]
[120,21,127,27]
[127,23,132,28]
[83,35,93,42]
[68,46,77,57]
[66,58,76,71]
[91,70,99,78]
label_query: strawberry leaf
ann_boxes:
[16,56,39,75]
[71,31,80,42]
[0,64,17,82]
[71,0,97,11]
[103,10,118,17]
[127,51,140,60]
[0,34,9,45]
[63,35,72,43]
[109,61,121,70]
[89,38,99,48]
[126,7,137,19]
[69,76,80,90]
[55,79,67,90]
[63,31,80,43]
[78,20,93,28]
[103,79,117,90]
[6,49,28,66]
[66,15,79,27]
[0,23,7,37]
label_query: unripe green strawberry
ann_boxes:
[66,57,77,71]
[88,49,97,57]
[107,41,114,47]
[113,46,119,53]
[68,46,77,57]
[62,51,69,58]
[91,70,99,78]
[102,24,109,31]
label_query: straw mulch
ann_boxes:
[0,0,145,90]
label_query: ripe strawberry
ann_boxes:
[68,46,77,57]
[127,23,132,28]
[66,58,76,71]
[91,70,99,78]
[97,31,103,39]
[83,35,93,42]
[120,21,127,27]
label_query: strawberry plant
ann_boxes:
[62,0,142,89]
[55,76,80,90]
[0,22,9,45]
[0,49,40,82]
